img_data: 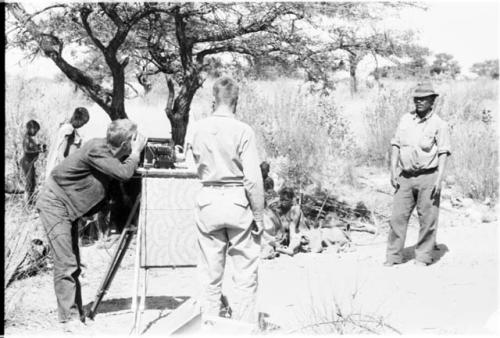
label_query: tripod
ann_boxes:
[87,193,141,320]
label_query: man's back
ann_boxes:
[190,113,255,184]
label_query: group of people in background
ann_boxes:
[20,107,90,206]
[21,78,450,332]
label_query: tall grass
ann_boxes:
[362,86,413,166]
[237,79,357,190]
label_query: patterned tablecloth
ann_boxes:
[136,168,202,267]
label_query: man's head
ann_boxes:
[213,76,239,112]
[260,161,270,178]
[106,119,138,158]
[278,187,295,214]
[26,119,40,136]
[70,107,90,129]
[412,82,438,115]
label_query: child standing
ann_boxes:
[21,120,46,205]
[45,107,90,178]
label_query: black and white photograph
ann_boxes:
[3,0,499,335]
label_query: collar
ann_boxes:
[212,106,235,118]
[411,109,434,122]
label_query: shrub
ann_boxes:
[448,121,498,201]
[362,87,412,166]
[237,80,356,190]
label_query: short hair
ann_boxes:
[70,107,90,126]
[260,161,270,172]
[213,76,239,107]
[26,119,40,131]
[106,119,138,148]
[279,187,295,202]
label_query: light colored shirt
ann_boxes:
[45,123,84,178]
[186,106,265,223]
[391,110,451,172]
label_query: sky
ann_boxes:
[5,1,500,78]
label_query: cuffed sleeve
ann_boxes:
[240,128,265,224]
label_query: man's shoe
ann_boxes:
[414,260,429,267]
[383,261,400,267]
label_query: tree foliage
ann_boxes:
[470,59,499,79]
[7,2,426,145]
[430,52,461,78]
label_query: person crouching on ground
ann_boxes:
[36,119,147,332]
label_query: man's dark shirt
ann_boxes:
[42,138,139,221]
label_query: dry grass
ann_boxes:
[237,79,358,190]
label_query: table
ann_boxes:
[131,167,202,333]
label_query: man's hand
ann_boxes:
[390,171,399,190]
[251,221,264,236]
[131,132,147,155]
[431,178,442,199]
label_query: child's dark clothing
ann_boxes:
[21,134,42,203]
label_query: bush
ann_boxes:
[237,80,356,190]
[448,121,498,201]
[362,87,412,166]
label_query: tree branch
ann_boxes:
[79,7,106,53]
[7,3,113,112]
[195,44,279,64]
[165,74,175,114]
[193,6,298,43]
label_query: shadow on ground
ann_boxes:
[84,295,190,315]
[402,243,449,264]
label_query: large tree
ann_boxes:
[6,3,175,120]
[132,3,308,146]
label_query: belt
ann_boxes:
[401,167,437,177]
[202,182,244,188]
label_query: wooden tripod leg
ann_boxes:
[135,268,148,334]
[131,212,143,334]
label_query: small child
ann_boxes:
[260,161,275,192]
[260,161,277,205]
[21,120,46,205]
[45,107,90,178]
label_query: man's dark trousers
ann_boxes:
[386,170,440,264]
[37,188,84,322]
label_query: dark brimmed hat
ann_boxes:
[412,82,439,98]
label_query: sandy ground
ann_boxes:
[4,170,499,335]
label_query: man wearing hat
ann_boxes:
[384,82,451,267]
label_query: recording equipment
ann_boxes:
[139,138,176,169]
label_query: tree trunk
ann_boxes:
[107,57,128,120]
[349,63,358,95]
[165,73,202,146]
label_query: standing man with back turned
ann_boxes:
[186,76,264,327]
[384,82,451,267]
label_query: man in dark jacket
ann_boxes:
[37,119,146,331]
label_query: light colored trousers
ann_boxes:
[194,186,260,323]
[386,170,440,264]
